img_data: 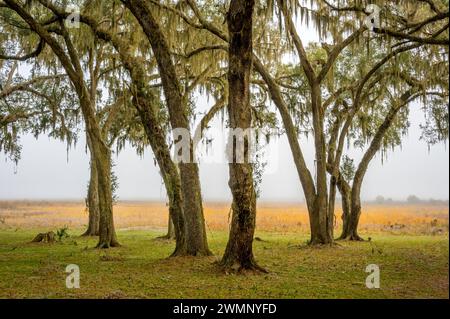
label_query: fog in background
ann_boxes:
[0,96,448,202]
[1,22,448,203]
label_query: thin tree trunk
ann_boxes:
[122,0,210,256]
[93,29,188,255]
[132,92,188,256]
[3,0,120,248]
[82,147,100,237]
[167,216,176,240]
[220,0,264,272]
[336,174,352,240]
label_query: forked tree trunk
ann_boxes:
[82,151,100,236]
[122,0,210,256]
[220,0,264,272]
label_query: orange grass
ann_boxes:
[0,200,447,235]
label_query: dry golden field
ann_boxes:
[0,200,448,236]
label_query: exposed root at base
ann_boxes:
[218,260,268,274]
[96,241,121,249]
[337,235,366,242]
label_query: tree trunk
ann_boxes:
[220,0,264,272]
[343,97,408,241]
[179,163,211,256]
[2,0,119,248]
[122,0,210,256]
[82,148,100,237]
[93,135,120,248]
[132,93,188,256]
[166,216,176,240]
[336,175,353,240]
[98,30,188,255]
[309,84,334,245]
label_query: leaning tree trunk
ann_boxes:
[344,100,406,241]
[220,0,264,272]
[132,92,188,256]
[107,32,188,255]
[121,0,210,256]
[82,149,100,236]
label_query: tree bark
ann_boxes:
[165,216,176,240]
[82,138,100,237]
[91,131,120,248]
[336,173,353,240]
[219,0,264,272]
[122,0,211,256]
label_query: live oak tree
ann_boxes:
[120,0,213,256]
[329,49,449,241]
[218,0,266,272]
[320,0,449,240]
[1,0,122,248]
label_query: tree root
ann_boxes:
[337,234,365,242]
[219,258,268,274]
[96,240,121,249]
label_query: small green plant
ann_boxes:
[56,226,70,242]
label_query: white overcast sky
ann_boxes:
[0,98,448,202]
[0,15,448,202]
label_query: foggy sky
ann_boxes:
[0,101,448,202]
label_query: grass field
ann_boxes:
[0,201,448,299]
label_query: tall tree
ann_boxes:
[119,0,212,256]
[218,0,266,272]
[2,0,120,247]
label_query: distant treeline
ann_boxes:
[367,195,449,206]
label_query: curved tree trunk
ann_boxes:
[122,0,210,256]
[132,93,188,256]
[3,0,120,248]
[220,0,265,272]
[99,29,188,255]
[345,97,409,241]
[82,148,100,237]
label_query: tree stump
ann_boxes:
[31,231,56,243]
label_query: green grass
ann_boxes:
[0,228,448,299]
